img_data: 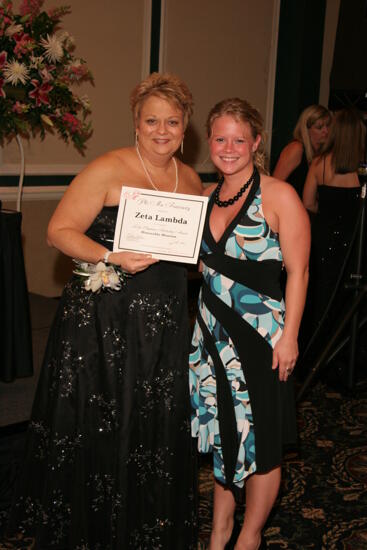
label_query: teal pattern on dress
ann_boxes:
[190,183,285,489]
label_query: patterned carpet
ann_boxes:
[1,380,366,549]
[198,380,367,549]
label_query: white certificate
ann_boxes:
[113,187,208,264]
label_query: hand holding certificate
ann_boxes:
[113,187,208,264]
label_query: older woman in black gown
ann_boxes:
[7,73,202,549]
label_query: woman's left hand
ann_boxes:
[272,335,298,382]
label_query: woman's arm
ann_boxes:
[47,153,158,274]
[272,141,304,182]
[302,159,320,213]
[269,183,311,381]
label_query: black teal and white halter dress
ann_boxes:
[190,170,296,497]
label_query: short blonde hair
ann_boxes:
[206,97,268,174]
[293,104,331,163]
[130,72,193,129]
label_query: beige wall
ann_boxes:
[162,0,279,170]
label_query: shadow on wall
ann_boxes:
[181,123,201,167]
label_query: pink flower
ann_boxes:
[0,15,12,37]
[0,77,6,98]
[0,51,7,97]
[67,62,90,81]
[12,101,26,114]
[0,50,8,68]
[19,0,44,19]
[62,112,81,134]
[39,67,54,82]
[29,78,53,106]
[1,1,13,14]
[14,33,34,58]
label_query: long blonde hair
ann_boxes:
[293,104,331,163]
[206,97,268,174]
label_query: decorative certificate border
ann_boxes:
[113,187,208,264]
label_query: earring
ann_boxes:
[180,138,184,155]
[135,132,138,146]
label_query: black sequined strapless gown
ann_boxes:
[7,207,197,549]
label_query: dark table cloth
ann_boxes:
[0,206,33,382]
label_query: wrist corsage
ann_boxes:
[73,260,130,293]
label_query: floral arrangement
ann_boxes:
[73,260,130,293]
[0,0,93,152]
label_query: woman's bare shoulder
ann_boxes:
[72,147,135,187]
[261,175,309,231]
[282,140,304,161]
[261,174,300,202]
[96,147,136,173]
[272,141,304,180]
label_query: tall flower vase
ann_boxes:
[0,134,33,382]
[15,134,25,212]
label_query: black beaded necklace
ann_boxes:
[214,168,256,208]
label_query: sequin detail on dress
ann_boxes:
[16,490,71,545]
[48,339,85,398]
[136,367,175,417]
[102,327,126,380]
[62,281,94,327]
[128,291,179,337]
[129,518,173,550]
[127,445,174,485]
[88,394,119,433]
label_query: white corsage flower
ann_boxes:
[73,260,128,293]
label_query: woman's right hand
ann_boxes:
[109,251,159,274]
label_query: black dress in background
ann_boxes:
[287,145,309,198]
[306,185,361,336]
[6,206,197,549]
[0,208,33,382]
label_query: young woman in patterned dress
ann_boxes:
[190,98,310,550]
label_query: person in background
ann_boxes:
[302,107,365,338]
[273,104,331,197]
[6,72,202,549]
[190,98,310,550]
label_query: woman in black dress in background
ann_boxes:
[6,73,202,549]
[273,104,331,197]
[303,108,365,335]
